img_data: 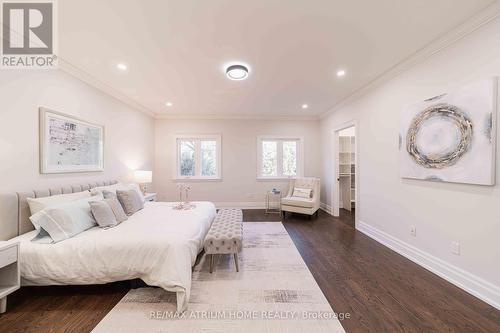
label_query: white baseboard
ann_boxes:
[214,202,266,209]
[320,202,333,215]
[357,220,500,310]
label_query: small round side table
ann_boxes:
[266,190,282,214]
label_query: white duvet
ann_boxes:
[8,201,216,312]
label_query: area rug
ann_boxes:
[92,222,346,333]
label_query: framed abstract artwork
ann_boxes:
[39,108,104,174]
[400,78,497,185]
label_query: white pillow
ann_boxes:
[90,183,122,195]
[27,191,92,216]
[29,194,103,243]
[292,187,312,199]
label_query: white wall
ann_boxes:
[320,16,500,308]
[0,70,155,192]
[154,118,321,206]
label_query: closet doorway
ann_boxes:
[332,122,357,225]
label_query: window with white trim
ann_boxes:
[257,136,303,179]
[175,135,221,179]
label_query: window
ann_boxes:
[175,135,221,179]
[257,136,303,179]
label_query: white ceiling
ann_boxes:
[58,0,495,118]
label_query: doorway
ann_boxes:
[332,122,357,226]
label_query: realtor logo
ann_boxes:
[1,0,57,68]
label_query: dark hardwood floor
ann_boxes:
[1,210,499,332]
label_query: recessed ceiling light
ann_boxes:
[165,102,173,107]
[226,64,249,80]
[336,69,346,77]
[302,104,309,109]
[117,63,128,71]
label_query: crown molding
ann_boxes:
[58,58,320,121]
[154,112,320,121]
[58,58,156,118]
[319,1,500,119]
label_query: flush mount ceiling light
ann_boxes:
[226,64,249,80]
[116,63,128,71]
[302,104,309,109]
[336,69,346,77]
[165,102,173,107]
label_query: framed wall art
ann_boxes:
[400,78,497,185]
[39,108,104,174]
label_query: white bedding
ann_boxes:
[8,201,216,312]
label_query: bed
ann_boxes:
[0,180,216,312]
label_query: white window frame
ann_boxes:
[174,134,222,180]
[257,135,304,180]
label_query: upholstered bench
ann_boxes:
[204,209,243,273]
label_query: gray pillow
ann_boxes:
[104,197,128,223]
[102,190,116,199]
[90,201,118,228]
[116,189,144,216]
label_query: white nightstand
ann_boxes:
[0,242,20,314]
[144,193,157,202]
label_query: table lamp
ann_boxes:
[134,170,152,195]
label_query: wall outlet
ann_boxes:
[410,225,416,237]
[451,241,460,255]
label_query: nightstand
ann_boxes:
[0,242,20,314]
[144,193,157,202]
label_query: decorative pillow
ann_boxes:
[116,189,144,216]
[292,187,312,199]
[129,183,146,203]
[29,195,102,243]
[104,197,128,223]
[90,201,117,228]
[27,191,92,215]
[93,183,145,203]
[102,190,116,199]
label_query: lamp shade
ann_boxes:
[134,170,152,183]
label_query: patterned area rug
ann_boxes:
[93,222,346,333]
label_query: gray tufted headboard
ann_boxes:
[0,180,119,241]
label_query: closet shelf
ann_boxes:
[339,134,356,212]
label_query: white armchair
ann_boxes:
[281,177,320,219]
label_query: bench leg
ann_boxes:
[234,253,239,272]
[209,254,214,273]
